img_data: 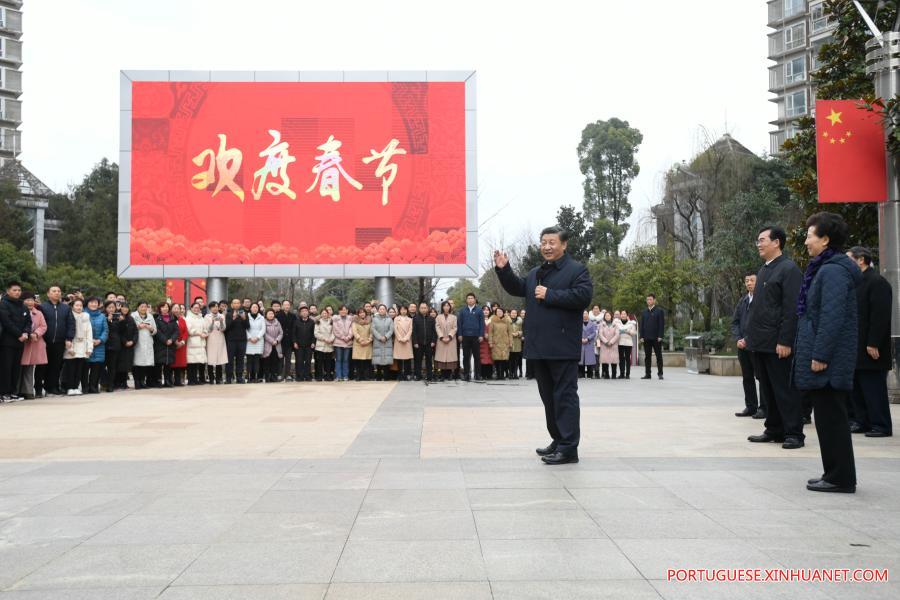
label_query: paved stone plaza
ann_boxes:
[0,368,898,599]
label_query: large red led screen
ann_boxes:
[128,80,467,266]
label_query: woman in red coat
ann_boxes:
[479,305,494,380]
[171,304,189,386]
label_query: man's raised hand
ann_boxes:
[494,250,509,269]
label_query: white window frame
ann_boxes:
[811,3,830,32]
[784,0,806,18]
[785,23,806,51]
[785,56,806,84]
[786,90,807,117]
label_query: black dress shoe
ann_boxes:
[658,374,664,380]
[735,408,755,417]
[807,477,824,485]
[849,423,869,434]
[748,433,783,443]
[807,479,855,493]
[782,437,804,449]
[641,375,651,380]
[752,410,766,420]
[865,430,892,438]
[535,443,558,456]
[541,451,578,465]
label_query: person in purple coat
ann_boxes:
[579,310,598,378]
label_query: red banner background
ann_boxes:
[130,81,467,265]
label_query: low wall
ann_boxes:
[662,352,685,368]
[708,354,741,377]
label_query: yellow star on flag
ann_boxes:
[830,138,836,144]
[823,131,829,138]
[840,138,846,144]
[846,130,852,137]
[826,109,843,126]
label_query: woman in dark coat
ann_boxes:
[793,212,862,494]
[154,302,180,387]
[103,300,126,393]
[117,304,137,389]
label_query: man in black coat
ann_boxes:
[276,300,297,381]
[0,281,32,400]
[640,294,665,380]
[37,285,74,396]
[412,302,437,381]
[224,298,249,384]
[847,247,893,437]
[731,273,766,418]
[292,306,316,382]
[495,226,593,465]
[746,225,805,449]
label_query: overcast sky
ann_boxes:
[22,0,772,262]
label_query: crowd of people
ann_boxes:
[0,287,641,400]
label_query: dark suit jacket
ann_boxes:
[730,294,752,341]
[495,253,593,360]
[856,266,893,371]
[746,254,802,354]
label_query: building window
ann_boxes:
[786,90,807,117]
[811,3,831,32]
[785,23,806,50]
[784,0,806,18]
[785,56,806,83]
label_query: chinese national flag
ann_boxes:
[816,99,887,203]
[165,279,206,304]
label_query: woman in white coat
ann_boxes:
[204,302,228,384]
[245,303,265,383]
[131,301,157,389]
[63,299,93,395]
[616,309,637,379]
[185,302,208,385]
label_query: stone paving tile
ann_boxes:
[0,588,165,599]
[18,493,147,518]
[134,490,265,515]
[0,495,60,520]
[480,538,642,581]
[0,476,98,496]
[177,473,283,493]
[705,509,877,540]
[271,472,372,491]
[552,469,657,488]
[0,542,78,589]
[83,513,239,545]
[369,471,466,490]
[288,459,379,474]
[474,509,603,539]
[247,490,366,514]
[360,489,470,513]
[568,486,693,510]
[217,511,356,542]
[813,509,900,540]
[649,581,833,600]
[158,584,327,599]
[174,542,344,585]
[490,579,661,600]
[332,540,487,583]
[462,470,564,489]
[615,538,785,581]
[349,510,476,541]
[324,582,492,599]
[0,515,121,545]
[590,509,736,540]
[11,543,206,590]
[467,488,578,511]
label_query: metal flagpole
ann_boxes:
[862,8,900,400]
